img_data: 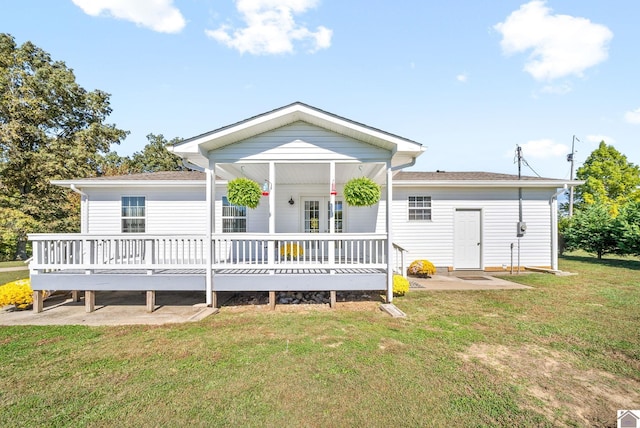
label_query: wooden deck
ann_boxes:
[30,267,387,292]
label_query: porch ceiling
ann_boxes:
[215,162,386,184]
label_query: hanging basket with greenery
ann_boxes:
[343,177,381,207]
[227,177,261,209]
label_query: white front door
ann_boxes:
[302,197,343,259]
[301,198,343,233]
[454,209,481,269]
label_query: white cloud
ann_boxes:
[539,83,572,95]
[72,0,186,33]
[586,134,615,144]
[624,108,640,124]
[516,139,569,159]
[205,0,332,55]
[494,1,612,81]
[456,73,468,83]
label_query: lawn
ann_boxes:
[1,254,638,427]
[0,266,29,286]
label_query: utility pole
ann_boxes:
[515,145,525,273]
[567,135,578,217]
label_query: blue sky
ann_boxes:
[2,0,639,179]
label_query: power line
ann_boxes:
[513,145,543,178]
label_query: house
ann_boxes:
[619,410,640,428]
[28,102,577,312]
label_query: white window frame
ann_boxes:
[222,196,247,233]
[121,196,146,233]
[408,196,432,221]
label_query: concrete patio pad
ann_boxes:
[410,274,532,291]
[0,291,218,326]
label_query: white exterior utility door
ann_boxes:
[454,209,481,269]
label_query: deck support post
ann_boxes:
[211,291,218,309]
[71,290,80,302]
[269,291,276,310]
[85,290,95,313]
[386,162,394,303]
[32,291,43,313]
[146,291,155,313]
[330,290,336,308]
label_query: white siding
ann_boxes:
[84,182,556,269]
[391,187,554,269]
[214,122,391,162]
[87,187,208,234]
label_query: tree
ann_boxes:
[0,207,39,261]
[575,142,640,210]
[0,33,128,232]
[563,202,617,259]
[98,134,185,176]
[130,133,185,173]
[612,201,640,256]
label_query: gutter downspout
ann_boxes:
[550,184,568,271]
[182,159,205,172]
[70,184,89,233]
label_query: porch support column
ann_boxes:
[269,162,275,234]
[386,162,394,303]
[267,162,275,269]
[205,158,215,307]
[329,161,336,259]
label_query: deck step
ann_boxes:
[379,303,406,318]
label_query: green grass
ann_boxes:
[0,261,29,286]
[0,269,29,285]
[1,253,638,427]
[0,261,29,268]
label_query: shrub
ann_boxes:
[393,274,410,296]
[407,259,436,278]
[280,243,303,260]
[0,279,34,310]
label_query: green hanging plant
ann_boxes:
[227,177,261,209]
[343,176,381,207]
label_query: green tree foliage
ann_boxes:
[0,207,39,261]
[613,201,640,256]
[98,134,185,176]
[130,133,185,173]
[563,203,617,259]
[0,33,128,232]
[575,141,640,209]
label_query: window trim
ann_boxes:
[121,195,146,233]
[222,196,247,233]
[408,195,432,221]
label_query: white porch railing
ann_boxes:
[28,233,388,272]
[392,242,408,278]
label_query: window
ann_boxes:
[222,196,247,232]
[121,196,145,233]
[408,196,432,220]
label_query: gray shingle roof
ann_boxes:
[80,171,206,181]
[70,170,564,182]
[394,171,557,181]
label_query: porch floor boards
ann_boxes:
[40,268,385,275]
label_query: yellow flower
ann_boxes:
[0,279,44,310]
[280,243,304,259]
